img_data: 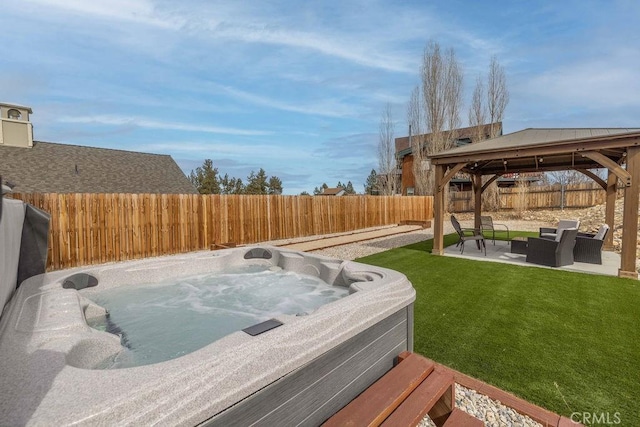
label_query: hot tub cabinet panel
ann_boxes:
[0,246,416,426]
[205,305,413,426]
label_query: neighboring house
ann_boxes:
[318,187,346,196]
[0,103,197,194]
[395,123,502,195]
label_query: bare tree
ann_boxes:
[421,40,463,195]
[513,175,530,218]
[407,86,429,195]
[468,74,486,142]
[547,170,592,186]
[468,58,509,211]
[487,56,509,138]
[377,103,398,195]
[468,74,500,210]
[444,50,463,136]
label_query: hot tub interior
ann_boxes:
[86,264,351,369]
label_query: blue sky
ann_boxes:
[1,1,639,194]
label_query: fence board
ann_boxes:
[449,183,607,213]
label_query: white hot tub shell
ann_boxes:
[0,246,415,426]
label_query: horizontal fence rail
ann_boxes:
[10,193,433,271]
[449,183,608,213]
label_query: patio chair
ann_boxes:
[539,219,580,240]
[480,215,509,244]
[573,224,609,264]
[526,228,578,267]
[450,215,486,255]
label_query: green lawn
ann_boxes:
[357,233,639,426]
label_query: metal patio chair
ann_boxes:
[480,215,509,244]
[450,215,486,255]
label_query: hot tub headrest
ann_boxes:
[244,248,273,260]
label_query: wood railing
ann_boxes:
[10,193,433,271]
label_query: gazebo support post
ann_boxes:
[619,146,640,279]
[604,171,617,250]
[473,173,482,230]
[432,164,445,255]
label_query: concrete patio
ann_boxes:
[443,239,620,277]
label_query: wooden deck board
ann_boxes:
[323,353,434,427]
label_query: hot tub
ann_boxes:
[0,246,415,426]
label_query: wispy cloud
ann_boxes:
[23,0,183,29]
[139,140,315,161]
[524,47,640,109]
[209,84,357,118]
[209,23,415,74]
[314,132,378,160]
[58,115,271,136]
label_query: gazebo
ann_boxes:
[428,128,640,279]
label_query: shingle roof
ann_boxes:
[319,187,345,196]
[0,141,197,194]
[395,122,502,155]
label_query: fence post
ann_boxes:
[560,184,565,210]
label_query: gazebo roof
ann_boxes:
[429,128,640,177]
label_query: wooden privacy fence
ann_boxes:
[449,183,607,212]
[10,193,433,271]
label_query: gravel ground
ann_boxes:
[419,384,542,427]
[308,218,548,261]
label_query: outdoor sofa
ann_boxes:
[539,219,580,240]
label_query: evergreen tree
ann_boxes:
[231,178,244,194]
[220,173,233,194]
[364,169,378,195]
[220,173,245,194]
[313,183,329,195]
[267,176,283,195]
[345,181,356,194]
[189,159,220,194]
[245,168,269,194]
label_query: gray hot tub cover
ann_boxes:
[0,195,50,313]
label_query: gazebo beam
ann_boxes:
[581,151,631,186]
[575,168,607,189]
[439,163,467,192]
[431,136,636,166]
[619,146,640,279]
[481,173,503,192]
